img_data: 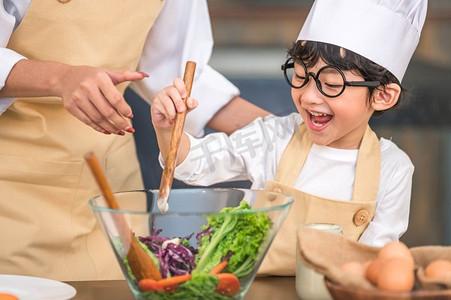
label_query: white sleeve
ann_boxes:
[159,114,300,187]
[359,160,414,247]
[0,1,28,114]
[131,0,239,137]
[159,130,250,186]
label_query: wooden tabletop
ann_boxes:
[68,276,298,300]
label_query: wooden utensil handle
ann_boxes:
[85,152,162,281]
[84,152,131,239]
[85,152,120,209]
[159,61,197,200]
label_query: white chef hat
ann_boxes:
[298,0,428,82]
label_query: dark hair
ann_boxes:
[288,41,404,115]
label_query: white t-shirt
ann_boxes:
[0,0,239,137]
[165,113,414,247]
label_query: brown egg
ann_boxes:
[425,259,451,280]
[378,241,415,269]
[0,293,18,300]
[365,259,384,285]
[377,258,415,292]
[341,261,365,277]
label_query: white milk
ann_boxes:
[296,224,343,300]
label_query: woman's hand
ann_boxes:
[151,78,198,131]
[58,65,148,135]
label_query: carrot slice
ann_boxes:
[139,279,164,292]
[0,293,18,300]
[216,273,240,296]
[210,260,228,275]
[158,274,192,288]
[139,274,192,292]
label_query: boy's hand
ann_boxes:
[151,78,198,130]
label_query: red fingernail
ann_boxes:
[118,131,125,136]
[139,71,149,78]
[126,127,135,133]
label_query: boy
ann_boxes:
[152,0,427,275]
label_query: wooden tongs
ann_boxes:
[85,152,161,281]
[157,61,197,213]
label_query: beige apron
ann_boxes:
[0,0,164,281]
[259,124,381,275]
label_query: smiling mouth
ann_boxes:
[306,110,334,131]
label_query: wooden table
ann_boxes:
[68,277,298,300]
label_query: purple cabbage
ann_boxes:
[195,226,213,243]
[139,229,197,278]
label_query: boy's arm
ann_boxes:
[151,78,263,185]
[358,157,414,246]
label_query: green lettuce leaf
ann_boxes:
[194,201,272,277]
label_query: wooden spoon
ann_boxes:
[157,61,197,213]
[85,152,161,281]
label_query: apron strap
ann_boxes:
[273,123,380,203]
[274,125,312,186]
[351,126,381,203]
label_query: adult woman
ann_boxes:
[0,0,267,280]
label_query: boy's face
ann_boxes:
[291,59,374,149]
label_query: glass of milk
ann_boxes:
[296,223,343,300]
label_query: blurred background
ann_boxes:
[127,1,451,247]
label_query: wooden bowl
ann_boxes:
[325,279,451,300]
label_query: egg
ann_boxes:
[424,259,451,280]
[378,241,415,269]
[365,259,384,285]
[0,293,18,300]
[341,261,365,277]
[377,258,415,292]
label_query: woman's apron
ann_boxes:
[0,0,164,281]
[259,124,381,275]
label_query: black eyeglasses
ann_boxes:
[281,58,380,98]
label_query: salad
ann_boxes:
[124,201,272,299]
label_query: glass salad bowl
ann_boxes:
[90,188,293,300]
